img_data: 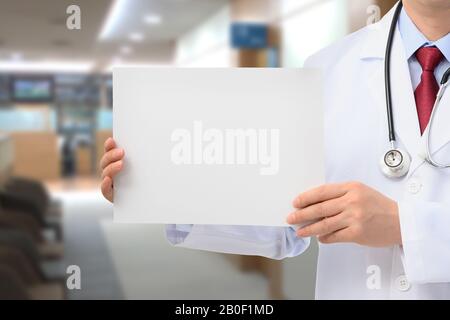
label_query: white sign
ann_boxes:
[113,67,324,226]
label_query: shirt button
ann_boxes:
[407,178,422,194]
[395,275,411,292]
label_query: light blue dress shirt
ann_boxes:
[165,8,450,248]
[398,8,450,90]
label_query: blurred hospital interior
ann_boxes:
[0,0,397,299]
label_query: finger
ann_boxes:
[101,176,114,202]
[317,227,352,244]
[287,197,344,224]
[101,160,123,179]
[104,137,116,153]
[293,183,348,209]
[100,148,125,169]
[296,214,348,237]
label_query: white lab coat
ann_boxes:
[168,6,450,299]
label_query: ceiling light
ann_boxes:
[109,56,123,67]
[0,60,94,73]
[98,0,129,41]
[143,14,162,25]
[10,52,23,61]
[129,32,144,42]
[120,45,133,55]
[104,61,172,73]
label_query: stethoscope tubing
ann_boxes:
[425,82,450,168]
[384,1,403,144]
[385,0,450,170]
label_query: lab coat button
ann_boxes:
[407,178,422,194]
[395,275,411,292]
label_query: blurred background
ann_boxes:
[0,0,397,300]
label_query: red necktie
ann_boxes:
[414,46,444,134]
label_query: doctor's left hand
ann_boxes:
[287,182,402,247]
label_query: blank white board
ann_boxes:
[113,67,324,226]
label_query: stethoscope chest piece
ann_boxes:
[380,1,450,179]
[380,148,411,178]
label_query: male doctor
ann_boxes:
[100,0,450,299]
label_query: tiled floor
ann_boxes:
[49,177,317,300]
[101,222,269,299]
[52,189,269,299]
[55,191,123,299]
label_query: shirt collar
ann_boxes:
[398,8,450,62]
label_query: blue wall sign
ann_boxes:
[231,23,268,49]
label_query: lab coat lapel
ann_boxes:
[426,86,450,156]
[389,27,423,172]
[361,6,423,175]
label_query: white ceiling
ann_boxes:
[0,0,229,71]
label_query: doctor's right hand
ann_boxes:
[100,137,125,203]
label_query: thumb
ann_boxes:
[101,176,114,203]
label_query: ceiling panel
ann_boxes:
[0,0,229,66]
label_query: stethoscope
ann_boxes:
[381,1,450,179]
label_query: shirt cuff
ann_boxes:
[165,224,193,245]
